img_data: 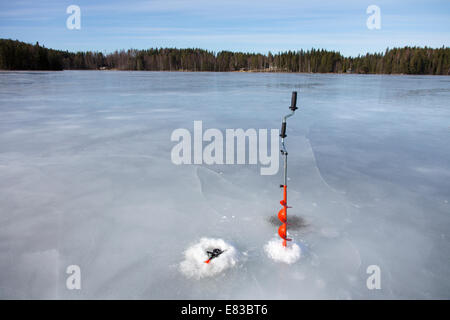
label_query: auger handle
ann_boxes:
[290,91,298,111]
[280,122,287,138]
[280,91,298,138]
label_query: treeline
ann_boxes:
[0,39,449,75]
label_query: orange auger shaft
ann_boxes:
[278,185,291,247]
[277,91,298,247]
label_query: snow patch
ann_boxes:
[179,238,238,279]
[264,238,301,264]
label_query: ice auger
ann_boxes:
[277,91,298,247]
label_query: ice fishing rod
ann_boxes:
[277,91,298,247]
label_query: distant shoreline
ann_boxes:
[1,69,448,76]
[1,39,449,75]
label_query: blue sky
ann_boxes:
[0,0,449,56]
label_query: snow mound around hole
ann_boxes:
[180,238,238,279]
[264,238,301,264]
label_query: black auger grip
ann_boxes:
[290,91,298,111]
[280,121,287,138]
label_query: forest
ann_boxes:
[0,39,448,75]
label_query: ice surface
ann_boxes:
[179,238,238,279]
[264,238,301,264]
[0,71,449,299]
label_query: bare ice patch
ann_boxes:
[264,238,301,264]
[179,238,238,279]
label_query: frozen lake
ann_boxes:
[0,71,449,299]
